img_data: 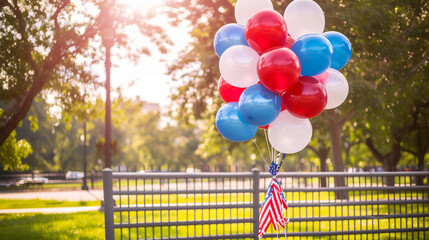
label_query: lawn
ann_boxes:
[42,181,104,189]
[111,192,429,239]
[0,212,105,240]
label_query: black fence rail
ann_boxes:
[103,169,429,240]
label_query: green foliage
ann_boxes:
[337,0,429,168]
[15,99,56,170]
[0,0,172,169]
[166,0,235,123]
[0,130,32,171]
[111,98,201,169]
[13,97,202,171]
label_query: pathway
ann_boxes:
[0,189,103,201]
[0,190,104,214]
[0,206,100,214]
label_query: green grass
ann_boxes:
[1,208,427,240]
[0,212,104,240]
[42,181,104,189]
[109,190,428,239]
[0,199,100,209]
[111,193,429,239]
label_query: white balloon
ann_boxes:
[324,68,349,109]
[219,45,260,88]
[235,0,274,26]
[284,0,325,40]
[268,111,313,154]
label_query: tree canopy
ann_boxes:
[0,0,170,169]
[164,0,428,171]
[1,0,427,172]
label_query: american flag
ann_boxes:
[258,177,289,239]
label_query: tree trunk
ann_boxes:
[308,140,330,187]
[0,76,46,145]
[416,151,425,185]
[365,137,401,186]
[416,132,429,185]
[319,152,328,187]
[382,158,397,187]
[327,110,348,199]
[0,43,64,146]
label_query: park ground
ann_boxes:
[0,188,105,240]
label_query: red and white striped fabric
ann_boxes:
[258,178,289,239]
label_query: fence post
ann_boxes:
[103,168,114,240]
[252,168,260,240]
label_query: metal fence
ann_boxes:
[103,169,429,240]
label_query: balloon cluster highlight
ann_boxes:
[214,0,352,154]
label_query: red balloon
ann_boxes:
[282,76,327,119]
[257,47,301,94]
[283,34,295,49]
[245,9,287,55]
[218,77,246,103]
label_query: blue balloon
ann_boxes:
[238,84,282,126]
[216,102,258,142]
[323,31,352,70]
[214,23,249,57]
[291,34,333,76]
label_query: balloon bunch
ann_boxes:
[215,0,352,155]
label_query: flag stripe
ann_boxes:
[258,178,289,239]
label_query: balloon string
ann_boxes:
[252,138,270,169]
[274,94,280,164]
[272,139,275,164]
[263,129,272,162]
[278,153,286,170]
[284,208,290,240]
[274,117,278,164]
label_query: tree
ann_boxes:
[341,0,429,173]
[15,98,56,171]
[164,0,428,178]
[0,0,171,169]
[308,115,331,187]
[401,128,429,185]
[101,97,201,170]
[0,0,99,145]
[0,129,32,171]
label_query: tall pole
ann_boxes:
[82,121,88,190]
[105,44,112,169]
[102,2,114,169]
